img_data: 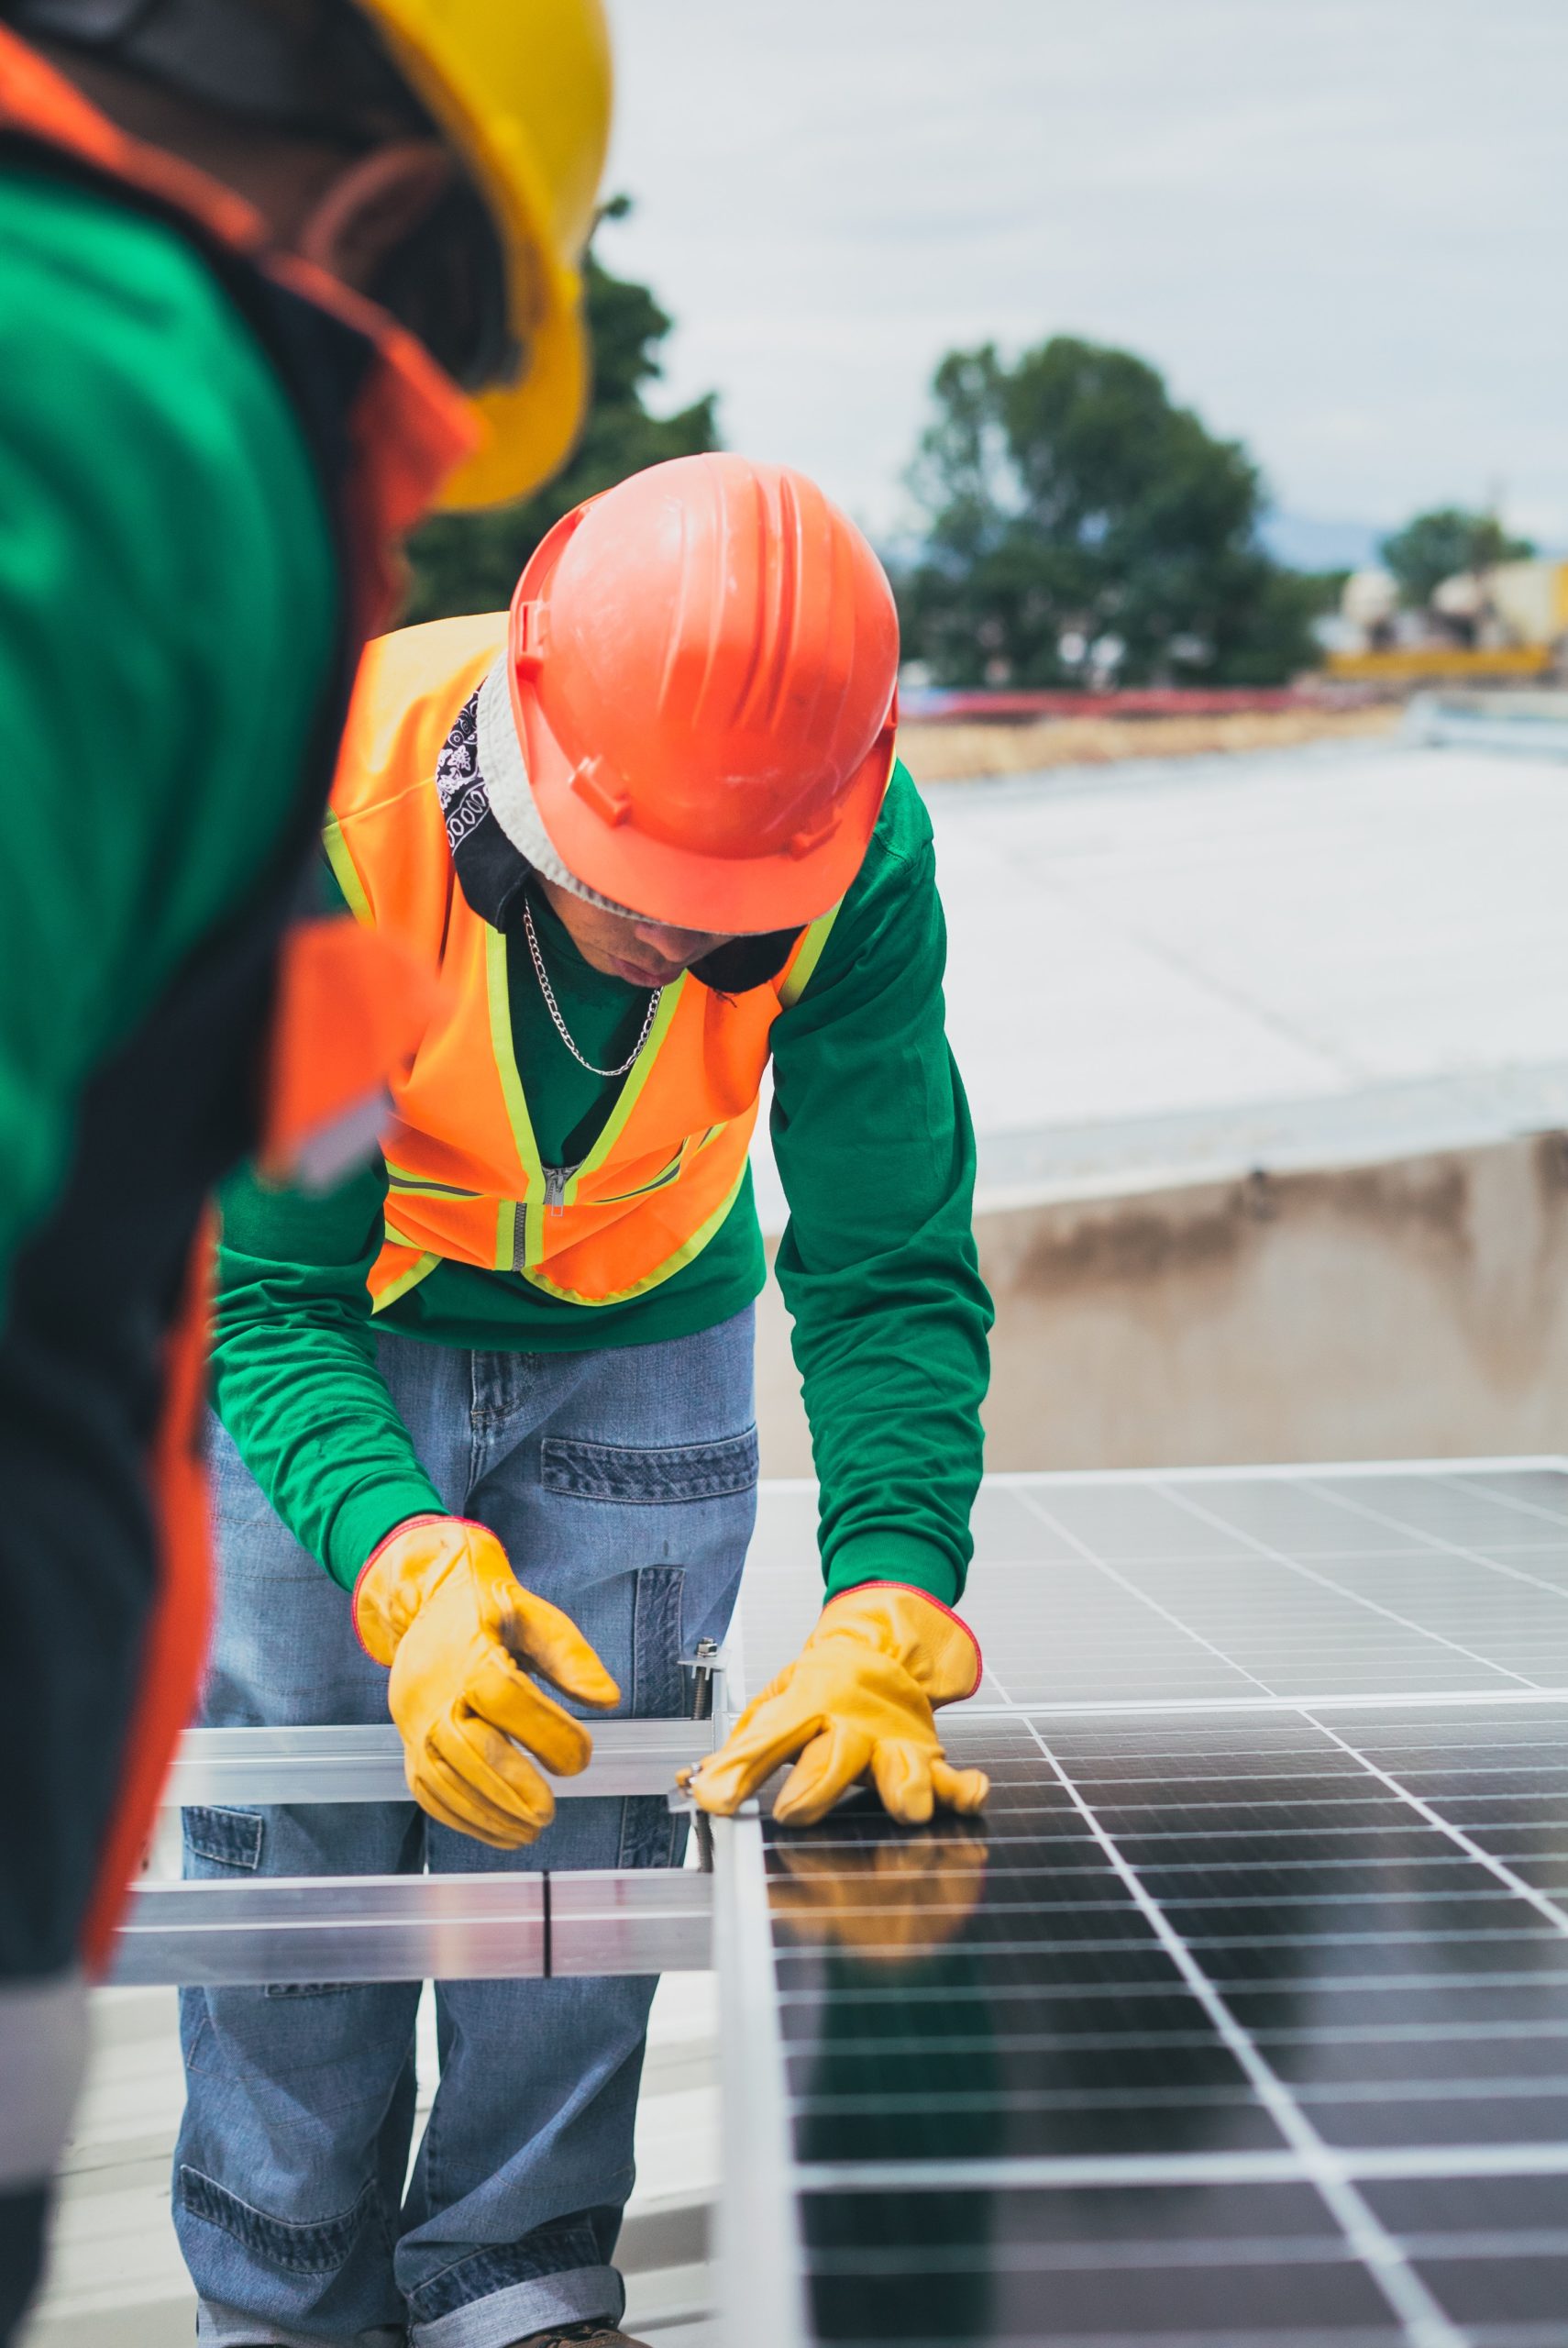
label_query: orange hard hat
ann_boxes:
[503,454,900,932]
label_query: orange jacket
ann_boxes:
[0,30,468,1966]
[326,615,841,1312]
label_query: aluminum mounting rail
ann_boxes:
[112,1866,713,1987]
[165,1718,714,1808]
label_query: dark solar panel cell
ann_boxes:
[1264,2032,1568,2088]
[800,2187,1405,2345]
[1198,1933,1566,1982]
[795,2097,1288,2166]
[804,2180,1340,2248]
[774,1944,1208,1999]
[1231,1978,1568,2028]
[1309,2092,1568,2150]
[1135,1858,1499,1900]
[1415,2252,1568,2325]
[1162,1891,1544,1937]
[806,2249,1396,2342]
[1110,1829,1459,1867]
[1361,2172,1568,2232]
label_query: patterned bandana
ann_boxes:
[434,683,536,932]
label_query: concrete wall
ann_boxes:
[755,1132,1568,1474]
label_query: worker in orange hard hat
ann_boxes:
[186,450,994,2346]
[0,2,611,2335]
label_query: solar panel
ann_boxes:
[728,1463,1568,2347]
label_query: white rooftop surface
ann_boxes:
[752,736,1568,1222]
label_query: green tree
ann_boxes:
[403,197,718,624]
[898,337,1318,688]
[1379,507,1535,608]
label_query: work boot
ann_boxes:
[511,2327,650,2348]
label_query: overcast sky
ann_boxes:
[599,0,1567,557]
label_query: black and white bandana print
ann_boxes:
[436,687,533,931]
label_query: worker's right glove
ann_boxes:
[354,1514,620,1848]
[686,1582,990,1826]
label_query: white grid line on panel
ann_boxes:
[804,2234,1568,2272]
[1299,1711,1568,1943]
[1022,1713,1470,2348]
[755,1459,1568,1501]
[1161,1480,1545,1691]
[957,1688,1568,1721]
[1298,1476,1568,1611]
[988,1458,1568,1489]
[1010,1485,1283,1700]
[790,2142,1568,2192]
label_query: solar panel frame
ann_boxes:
[722,1459,1568,2348]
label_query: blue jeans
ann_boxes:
[174,1312,757,2348]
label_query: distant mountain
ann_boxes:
[1260,513,1385,572]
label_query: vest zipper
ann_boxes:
[542,1163,578,1218]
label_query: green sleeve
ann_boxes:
[212,1157,445,1589]
[0,172,337,1296]
[769,764,993,1605]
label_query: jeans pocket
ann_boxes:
[540,1425,759,1504]
[182,1805,262,1871]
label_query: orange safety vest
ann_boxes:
[326,615,842,1313]
[0,30,470,1970]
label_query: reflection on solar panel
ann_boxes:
[728,1464,1568,2347]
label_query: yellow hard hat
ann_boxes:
[357,0,613,510]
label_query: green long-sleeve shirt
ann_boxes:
[214,762,993,1603]
[0,170,336,1302]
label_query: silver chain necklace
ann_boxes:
[522,899,662,1079]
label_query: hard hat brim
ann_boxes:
[511,667,898,933]
[441,249,590,512]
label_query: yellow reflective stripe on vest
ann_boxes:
[385,1161,484,1202]
[594,1147,685,1206]
[323,811,373,926]
[494,1198,517,1273]
[778,903,841,1009]
[370,1246,441,1313]
[484,925,547,1263]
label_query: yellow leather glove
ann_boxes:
[686,1582,989,1827]
[769,1831,989,1961]
[354,1515,620,1848]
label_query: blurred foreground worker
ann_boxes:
[186,450,992,2345]
[0,0,610,2335]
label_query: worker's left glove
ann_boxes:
[355,1515,620,1848]
[686,1582,989,1826]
